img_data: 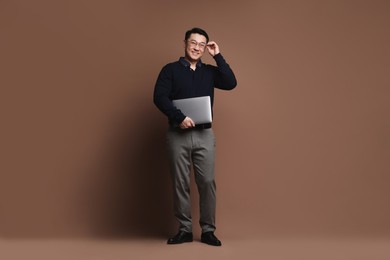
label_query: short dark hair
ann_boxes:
[185,27,209,43]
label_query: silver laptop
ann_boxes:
[172,96,212,124]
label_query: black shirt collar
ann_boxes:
[179,57,202,68]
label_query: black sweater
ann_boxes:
[153,53,237,125]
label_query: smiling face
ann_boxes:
[184,33,207,63]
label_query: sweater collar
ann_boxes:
[179,57,203,68]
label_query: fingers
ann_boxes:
[179,120,186,129]
[180,117,195,129]
[207,41,218,49]
[206,41,220,56]
[189,118,195,127]
[206,43,215,51]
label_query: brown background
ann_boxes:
[1,0,389,240]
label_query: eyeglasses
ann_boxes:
[187,40,207,50]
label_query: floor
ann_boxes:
[2,236,390,260]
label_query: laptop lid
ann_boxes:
[172,96,212,124]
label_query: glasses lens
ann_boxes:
[188,40,206,49]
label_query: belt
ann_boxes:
[170,123,212,131]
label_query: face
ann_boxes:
[184,33,207,62]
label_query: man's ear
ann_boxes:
[183,40,186,49]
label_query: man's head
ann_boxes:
[184,28,209,63]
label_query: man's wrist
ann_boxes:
[213,52,223,61]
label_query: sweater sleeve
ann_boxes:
[213,53,237,90]
[153,64,186,125]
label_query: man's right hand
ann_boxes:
[180,117,195,129]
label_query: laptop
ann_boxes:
[172,96,212,124]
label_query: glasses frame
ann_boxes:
[187,40,207,50]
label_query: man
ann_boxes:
[153,28,237,246]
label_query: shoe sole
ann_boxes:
[167,239,193,245]
[201,239,222,246]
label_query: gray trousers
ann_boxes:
[166,128,216,233]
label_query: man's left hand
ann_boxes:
[206,41,220,57]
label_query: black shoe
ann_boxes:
[201,231,222,246]
[167,231,193,244]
